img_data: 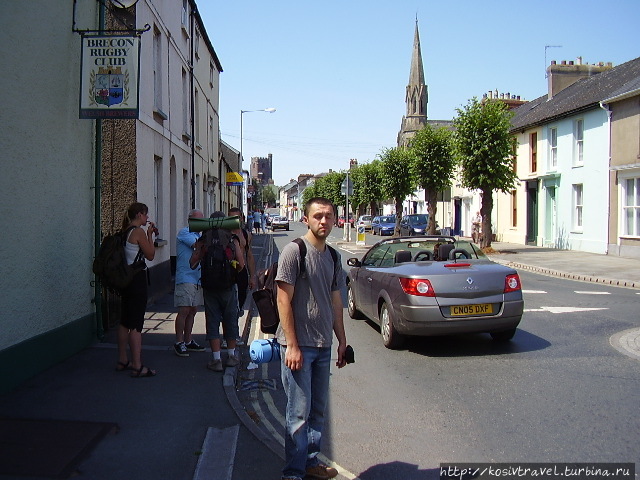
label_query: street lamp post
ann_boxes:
[240,108,276,219]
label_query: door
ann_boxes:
[526,181,538,245]
[545,187,557,247]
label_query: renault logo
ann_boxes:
[466,277,474,285]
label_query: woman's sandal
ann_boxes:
[130,365,156,378]
[115,361,131,372]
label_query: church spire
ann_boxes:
[398,20,428,147]
[408,20,425,89]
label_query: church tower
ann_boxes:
[397,20,428,147]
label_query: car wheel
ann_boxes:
[380,302,404,349]
[347,284,365,320]
[490,328,516,342]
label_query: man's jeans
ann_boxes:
[280,345,331,479]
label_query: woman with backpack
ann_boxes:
[116,202,158,378]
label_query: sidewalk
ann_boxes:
[486,241,640,289]
[0,232,282,480]
[1,235,639,480]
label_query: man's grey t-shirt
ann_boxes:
[275,237,344,348]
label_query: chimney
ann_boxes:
[547,58,614,100]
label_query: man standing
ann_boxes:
[190,212,245,372]
[173,209,205,357]
[276,197,347,480]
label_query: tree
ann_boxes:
[378,147,415,236]
[351,160,384,218]
[454,97,518,248]
[409,125,455,234]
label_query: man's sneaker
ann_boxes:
[185,340,205,352]
[225,355,240,368]
[173,342,189,357]
[305,464,338,479]
[206,359,223,372]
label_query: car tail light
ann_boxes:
[444,263,471,268]
[504,274,522,293]
[399,278,435,297]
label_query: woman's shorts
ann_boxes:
[174,283,204,307]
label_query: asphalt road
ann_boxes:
[254,223,639,480]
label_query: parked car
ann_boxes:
[400,214,429,236]
[337,215,355,228]
[371,215,397,236]
[356,215,373,231]
[270,216,290,231]
[346,235,524,349]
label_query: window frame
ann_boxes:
[574,118,584,166]
[548,127,558,170]
[621,175,640,238]
[573,183,583,232]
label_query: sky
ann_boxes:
[197,1,639,187]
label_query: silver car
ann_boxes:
[346,236,524,349]
[270,216,290,231]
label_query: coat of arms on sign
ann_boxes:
[89,67,129,107]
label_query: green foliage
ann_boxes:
[453,97,518,247]
[378,147,415,235]
[410,125,455,192]
[351,160,383,215]
[409,125,456,234]
[454,97,518,194]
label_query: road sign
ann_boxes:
[341,178,353,196]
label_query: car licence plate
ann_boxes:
[450,304,493,316]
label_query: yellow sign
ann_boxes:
[226,172,244,186]
[356,225,366,245]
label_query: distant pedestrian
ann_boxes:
[173,209,206,357]
[116,202,157,378]
[260,209,266,233]
[253,209,262,234]
[276,197,347,480]
[472,211,482,244]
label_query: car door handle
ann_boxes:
[366,277,373,283]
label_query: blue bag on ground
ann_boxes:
[249,338,281,364]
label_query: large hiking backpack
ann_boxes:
[252,238,339,334]
[200,228,238,290]
[93,226,145,291]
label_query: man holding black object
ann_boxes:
[275,197,348,480]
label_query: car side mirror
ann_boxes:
[346,257,361,267]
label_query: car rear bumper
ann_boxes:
[395,300,523,336]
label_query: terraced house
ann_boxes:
[500,56,640,258]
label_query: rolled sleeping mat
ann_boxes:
[249,338,281,364]
[188,215,240,232]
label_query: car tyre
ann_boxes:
[347,284,365,320]
[380,302,404,349]
[490,328,516,342]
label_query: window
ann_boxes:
[549,127,557,169]
[209,62,215,86]
[194,89,200,144]
[573,184,583,230]
[511,190,517,227]
[195,29,200,59]
[623,177,640,236]
[530,132,537,173]
[154,156,163,226]
[153,27,163,112]
[181,0,188,27]
[182,69,189,137]
[574,118,584,165]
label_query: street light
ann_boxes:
[240,108,276,218]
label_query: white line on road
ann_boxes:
[193,425,239,480]
[574,290,611,295]
[523,290,547,294]
[524,306,608,313]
